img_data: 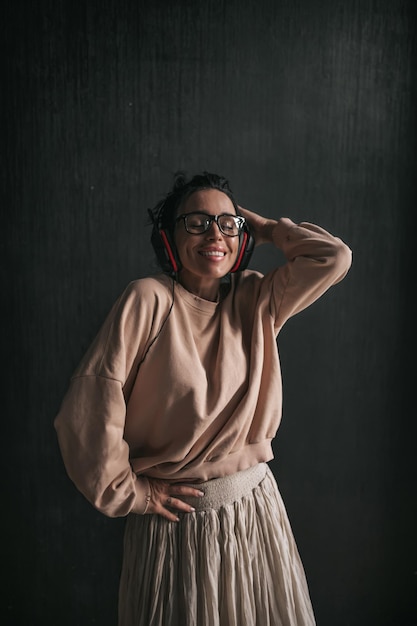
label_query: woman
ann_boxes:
[54,171,352,625]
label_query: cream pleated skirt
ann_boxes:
[118,463,316,626]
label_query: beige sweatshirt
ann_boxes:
[54,218,352,517]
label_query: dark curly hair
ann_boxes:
[148,170,239,235]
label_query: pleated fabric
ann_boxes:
[118,464,316,626]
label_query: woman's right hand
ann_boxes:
[142,477,205,522]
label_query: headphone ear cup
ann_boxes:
[150,226,181,273]
[230,224,255,273]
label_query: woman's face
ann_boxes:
[174,189,240,298]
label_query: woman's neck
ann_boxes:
[177,275,221,302]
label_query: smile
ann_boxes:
[199,251,226,257]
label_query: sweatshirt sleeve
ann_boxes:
[54,375,150,517]
[266,217,352,328]
[54,279,170,518]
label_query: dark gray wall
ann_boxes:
[3,1,415,624]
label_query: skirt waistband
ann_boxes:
[179,463,268,512]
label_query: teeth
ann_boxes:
[200,251,225,257]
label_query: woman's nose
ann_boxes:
[205,220,223,238]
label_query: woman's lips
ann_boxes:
[199,250,226,258]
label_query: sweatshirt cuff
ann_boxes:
[271,217,297,249]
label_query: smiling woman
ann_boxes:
[173,188,242,300]
[54,170,352,626]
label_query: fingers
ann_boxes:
[145,479,205,522]
[172,485,205,499]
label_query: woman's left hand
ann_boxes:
[238,206,277,246]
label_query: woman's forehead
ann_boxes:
[179,189,236,215]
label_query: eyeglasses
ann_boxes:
[176,212,245,237]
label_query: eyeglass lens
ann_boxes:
[183,213,242,236]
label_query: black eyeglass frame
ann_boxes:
[175,212,246,237]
